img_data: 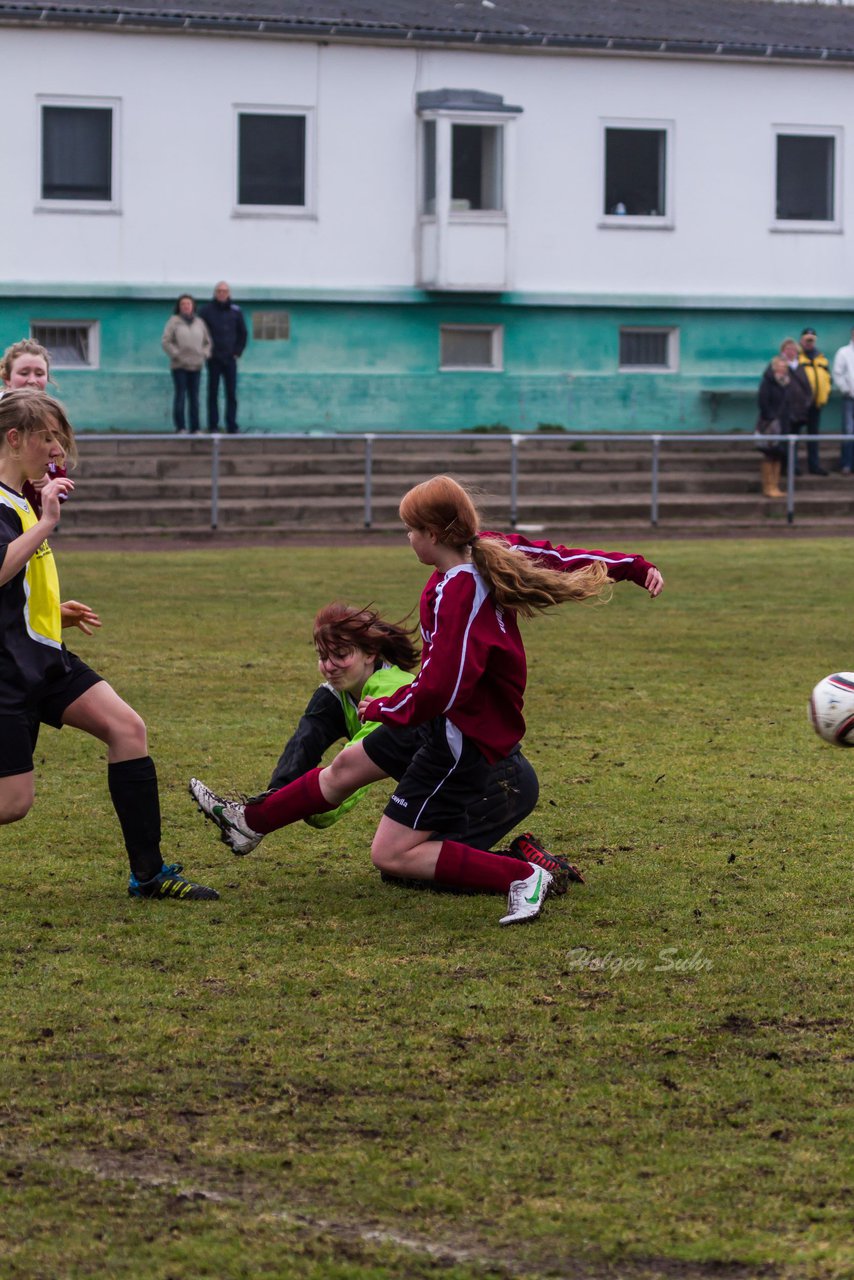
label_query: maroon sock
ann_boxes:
[244,767,335,834]
[434,839,531,895]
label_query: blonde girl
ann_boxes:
[192,476,662,925]
[0,339,67,516]
[0,389,217,901]
[1,338,52,391]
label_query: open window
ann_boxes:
[417,90,522,290]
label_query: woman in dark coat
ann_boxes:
[756,354,807,497]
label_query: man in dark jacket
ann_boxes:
[199,281,248,433]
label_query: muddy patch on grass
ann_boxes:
[0,1144,783,1280]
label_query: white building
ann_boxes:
[1,0,853,431]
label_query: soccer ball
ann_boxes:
[808,673,854,746]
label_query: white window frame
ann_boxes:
[420,118,437,217]
[36,95,120,214]
[440,324,504,372]
[418,111,510,226]
[233,104,315,219]
[618,326,679,373]
[771,124,842,234]
[30,320,101,370]
[599,118,674,230]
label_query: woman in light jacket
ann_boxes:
[161,295,211,434]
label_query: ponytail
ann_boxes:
[400,474,610,618]
[471,536,610,618]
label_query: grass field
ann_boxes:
[0,538,850,1280]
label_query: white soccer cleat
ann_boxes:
[188,777,263,856]
[499,865,555,926]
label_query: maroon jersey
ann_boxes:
[361,533,656,764]
[490,532,654,586]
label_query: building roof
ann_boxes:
[2,0,854,62]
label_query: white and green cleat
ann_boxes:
[499,865,555,926]
[188,777,263,856]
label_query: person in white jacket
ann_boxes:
[831,327,854,474]
[161,295,211,435]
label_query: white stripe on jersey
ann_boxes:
[437,563,489,714]
[378,684,415,715]
[512,544,635,569]
[375,563,488,719]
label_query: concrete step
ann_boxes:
[72,439,764,481]
[74,432,756,453]
[53,513,854,544]
[72,453,763,482]
[53,433,849,538]
[53,487,854,532]
[74,435,832,470]
[63,470,807,502]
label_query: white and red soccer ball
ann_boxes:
[808,673,854,747]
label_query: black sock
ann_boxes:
[108,756,163,881]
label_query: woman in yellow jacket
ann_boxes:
[798,327,832,475]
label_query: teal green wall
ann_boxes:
[1,293,851,434]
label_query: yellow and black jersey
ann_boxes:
[0,481,69,710]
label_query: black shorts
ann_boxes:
[362,716,491,834]
[0,652,103,778]
[459,747,539,850]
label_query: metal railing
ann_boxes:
[76,430,853,529]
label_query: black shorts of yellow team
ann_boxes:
[361,715,493,835]
[0,651,103,778]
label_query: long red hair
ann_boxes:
[399,475,610,618]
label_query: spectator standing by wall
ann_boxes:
[199,282,248,434]
[756,356,793,497]
[161,295,211,435]
[778,337,813,471]
[831,326,854,475]
[797,327,832,475]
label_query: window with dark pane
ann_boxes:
[619,329,672,369]
[451,124,502,211]
[776,135,834,221]
[423,119,437,214]
[238,114,305,206]
[42,106,112,201]
[604,128,666,216]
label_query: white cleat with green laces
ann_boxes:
[499,865,555,926]
[189,777,263,856]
